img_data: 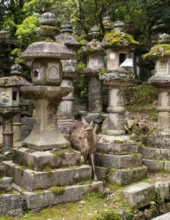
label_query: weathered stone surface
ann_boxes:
[4,161,92,191]
[155,181,170,200]
[0,177,13,192]
[142,147,170,160]
[151,212,170,220]
[12,147,81,170]
[19,181,103,209]
[97,142,140,155]
[0,165,5,177]
[96,153,142,168]
[147,136,170,149]
[96,166,148,186]
[0,193,23,216]
[122,182,156,209]
[143,159,165,171]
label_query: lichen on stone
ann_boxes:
[143,44,170,60]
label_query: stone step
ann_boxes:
[3,161,92,191]
[12,147,81,171]
[96,166,148,186]
[151,212,170,220]
[147,136,170,149]
[143,159,170,172]
[13,181,103,210]
[97,142,141,155]
[96,153,142,168]
[142,147,170,160]
[0,177,13,192]
[0,192,23,216]
[122,182,156,209]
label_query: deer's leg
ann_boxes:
[90,153,98,181]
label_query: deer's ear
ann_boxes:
[82,118,88,125]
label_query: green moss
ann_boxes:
[99,69,111,75]
[104,31,139,46]
[77,180,93,185]
[49,186,65,195]
[50,148,75,159]
[42,166,52,173]
[143,44,170,59]
[40,25,59,32]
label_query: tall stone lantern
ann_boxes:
[83,25,105,114]
[20,13,75,150]
[0,74,31,153]
[3,13,103,210]
[100,20,139,135]
[55,21,80,133]
[142,33,170,171]
[95,21,147,186]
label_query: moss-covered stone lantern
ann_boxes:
[143,34,170,172]
[100,20,139,135]
[83,25,105,113]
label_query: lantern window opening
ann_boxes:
[119,53,126,65]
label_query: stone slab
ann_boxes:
[0,165,5,177]
[155,181,170,200]
[151,213,170,220]
[12,147,81,171]
[0,193,23,216]
[97,143,141,155]
[15,181,103,210]
[122,182,156,209]
[96,153,142,168]
[96,166,148,186]
[143,159,165,171]
[4,161,92,191]
[142,147,170,160]
[0,177,13,192]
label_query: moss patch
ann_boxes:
[104,31,139,46]
[143,44,170,59]
[49,186,65,195]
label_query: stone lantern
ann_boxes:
[3,12,102,210]
[100,20,139,135]
[95,21,147,186]
[19,13,75,149]
[55,21,80,133]
[142,33,170,172]
[0,74,31,152]
[83,25,105,114]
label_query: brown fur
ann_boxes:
[70,118,98,181]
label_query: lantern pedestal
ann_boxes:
[21,86,72,150]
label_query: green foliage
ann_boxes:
[16,15,40,47]
[75,74,88,98]
[125,84,157,113]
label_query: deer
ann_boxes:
[70,118,98,181]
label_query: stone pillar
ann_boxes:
[83,25,105,113]
[55,21,80,133]
[100,20,139,135]
[142,33,170,172]
[0,108,19,152]
[10,64,23,142]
